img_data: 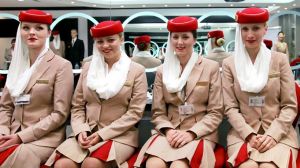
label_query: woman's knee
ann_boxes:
[81,157,107,168]
[239,159,259,168]
[170,159,189,168]
[259,162,278,168]
[146,156,167,168]
[54,157,79,168]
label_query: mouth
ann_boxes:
[176,47,185,51]
[246,40,256,44]
[102,50,111,54]
[28,38,37,42]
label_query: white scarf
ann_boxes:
[53,35,60,49]
[87,43,131,100]
[234,24,271,93]
[6,25,49,97]
[132,45,153,58]
[163,33,199,93]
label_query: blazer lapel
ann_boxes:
[24,50,54,94]
[185,57,204,99]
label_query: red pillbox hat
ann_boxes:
[134,35,151,45]
[236,7,269,24]
[207,30,224,39]
[19,9,52,25]
[90,20,123,38]
[167,16,198,32]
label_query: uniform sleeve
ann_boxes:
[17,61,74,143]
[188,62,223,139]
[265,55,297,142]
[71,64,91,136]
[222,60,255,140]
[97,66,147,140]
[0,87,14,135]
[151,69,175,134]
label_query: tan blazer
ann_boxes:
[222,51,299,148]
[0,49,74,148]
[152,57,223,142]
[206,50,231,67]
[131,56,162,69]
[50,41,65,58]
[71,61,147,147]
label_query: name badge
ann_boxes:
[249,96,265,107]
[178,103,194,116]
[15,94,31,105]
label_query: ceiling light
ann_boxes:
[230,4,234,7]
[208,4,212,7]
[277,10,280,13]
[120,5,124,8]
[293,4,296,7]
[272,4,276,6]
[93,4,96,7]
[142,5,146,7]
[224,0,245,2]
[71,1,75,4]
[251,4,255,6]
[284,7,288,10]
[164,4,168,7]
[186,4,190,7]
[18,0,24,1]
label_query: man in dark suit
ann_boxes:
[65,29,85,69]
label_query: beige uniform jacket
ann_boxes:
[71,61,147,147]
[0,49,74,148]
[50,41,65,58]
[206,49,231,67]
[222,52,299,148]
[131,56,162,69]
[151,57,223,142]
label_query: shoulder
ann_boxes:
[270,51,289,66]
[130,61,145,73]
[222,55,234,66]
[200,57,219,71]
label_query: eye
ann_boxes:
[107,38,115,43]
[22,25,29,31]
[241,27,249,31]
[252,26,260,31]
[36,26,44,31]
[96,40,103,44]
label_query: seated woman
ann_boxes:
[0,9,73,167]
[46,20,148,168]
[134,16,223,168]
[131,35,162,69]
[223,7,298,168]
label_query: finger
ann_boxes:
[82,132,88,140]
[178,140,186,148]
[256,136,266,149]
[259,140,274,153]
[170,134,182,147]
[173,137,184,148]
[86,134,96,141]
[258,137,271,151]
[0,140,13,148]
[0,136,10,141]
[88,137,99,146]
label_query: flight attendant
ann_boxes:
[223,7,298,168]
[205,30,230,67]
[0,9,73,167]
[135,16,223,168]
[46,20,147,168]
[131,35,162,69]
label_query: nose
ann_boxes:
[177,37,183,44]
[29,27,36,35]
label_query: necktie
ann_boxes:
[72,39,75,46]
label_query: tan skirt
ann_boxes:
[45,137,135,167]
[133,134,216,168]
[1,143,54,168]
[227,142,298,168]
